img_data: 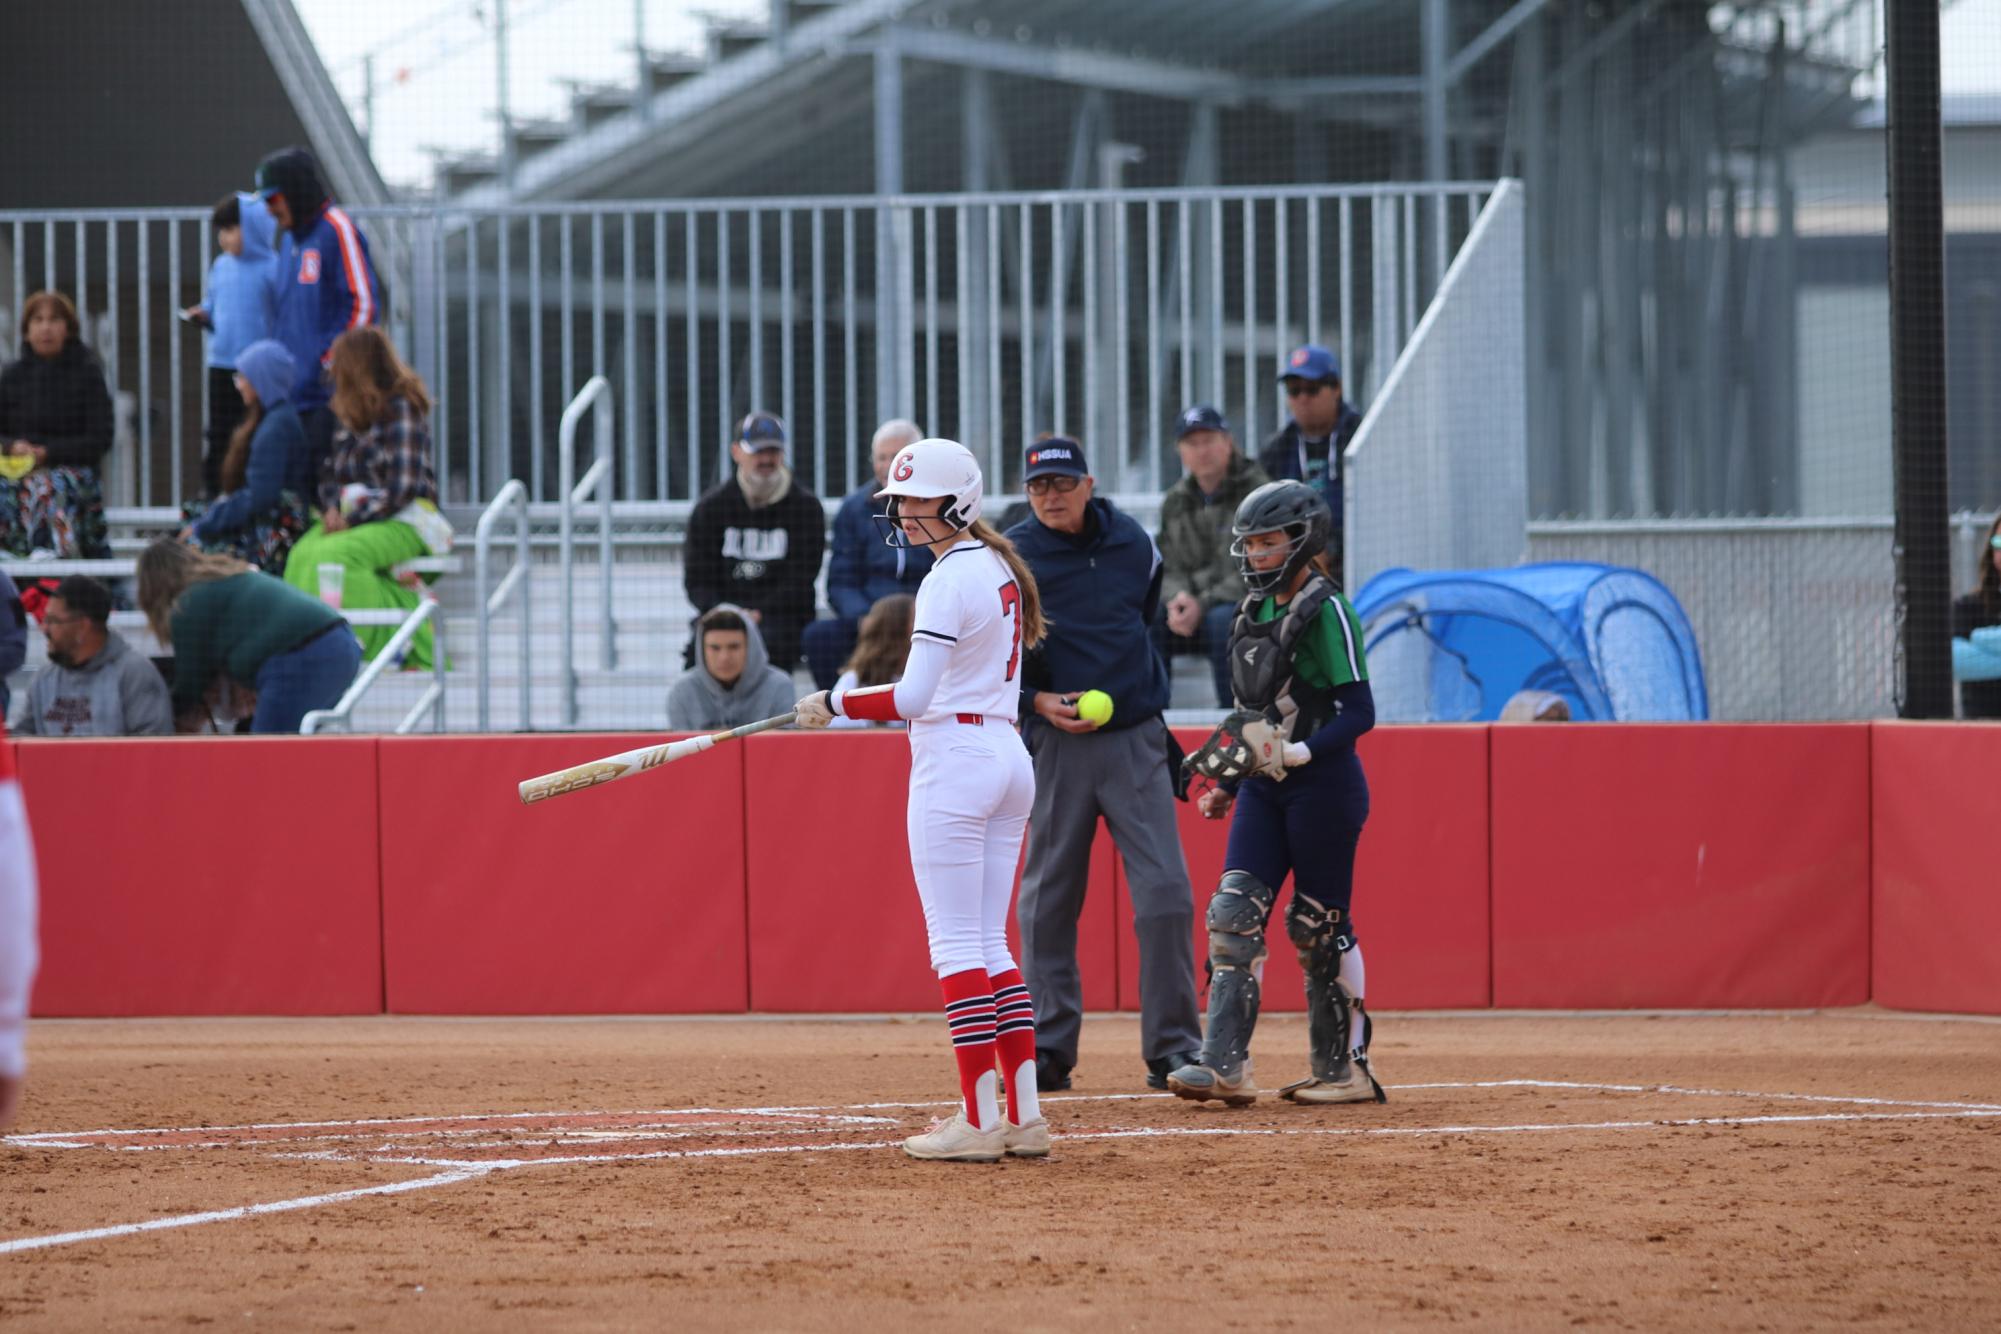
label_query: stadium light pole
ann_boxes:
[1885,0,1951,718]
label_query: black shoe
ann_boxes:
[1034,1052,1073,1092]
[1146,1050,1202,1091]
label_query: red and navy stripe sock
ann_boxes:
[989,968,1040,1126]
[940,969,999,1131]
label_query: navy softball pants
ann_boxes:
[1221,747,1370,941]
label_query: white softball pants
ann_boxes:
[905,718,1034,979]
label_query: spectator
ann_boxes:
[0,291,111,558]
[183,340,312,573]
[828,592,916,729]
[282,328,446,671]
[1261,344,1362,572]
[0,573,24,720]
[254,146,382,478]
[181,193,279,497]
[802,419,933,689]
[683,412,826,674]
[14,575,172,737]
[1004,437,1204,1092]
[1154,405,1271,707]
[1500,689,1572,721]
[1952,512,2001,719]
[667,604,798,731]
[137,540,360,735]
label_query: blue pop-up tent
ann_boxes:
[1352,563,1707,722]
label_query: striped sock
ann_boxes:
[940,969,999,1131]
[989,968,1040,1126]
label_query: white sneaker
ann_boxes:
[1003,1117,1050,1158]
[902,1112,1006,1162]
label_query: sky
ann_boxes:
[296,0,2001,195]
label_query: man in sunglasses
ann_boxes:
[1005,438,1203,1095]
[1261,344,1362,576]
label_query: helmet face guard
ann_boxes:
[872,495,973,549]
[1231,526,1316,596]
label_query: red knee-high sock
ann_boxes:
[940,968,999,1130]
[989,968,1040,1125]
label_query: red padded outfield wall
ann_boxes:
[20,723,1998,1017]
[1490,725,1871,1009]
[22,736,384,1016]
[1871,723,2001,1016]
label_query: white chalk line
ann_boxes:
[0,1168,489,1256]
[8,1081,2000,1257]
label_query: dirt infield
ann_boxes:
[3,1011,1999,1330]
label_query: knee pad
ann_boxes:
[1284,891,1344,952]
[1207,870,1275,971]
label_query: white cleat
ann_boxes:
[902,1111,1006,1162]
[1003,1116,1050,1158]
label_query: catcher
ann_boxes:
[1167,480,1385,1108]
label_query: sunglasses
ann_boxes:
[1026,475,1082,496]
[1284,381,1330,398]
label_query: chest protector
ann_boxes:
[1229,573,1340,744]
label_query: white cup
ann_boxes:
[317,562,346,609]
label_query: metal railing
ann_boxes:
[1,183,1497,510]
[557,376,616,727]
[300,602,446,735]
[474,478,531,732]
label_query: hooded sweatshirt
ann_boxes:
[0,335,113,470]
[666,604,799,731]
[255,147,381,410]
[192,340,311,542]
[199,192,279,370]
[15,630,173,737]
[682,470,827,638]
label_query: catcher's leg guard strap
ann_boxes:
[1200,871,1275,1078]
[1286,892,1378,1093]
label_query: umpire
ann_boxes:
[1006,437,1203,1092]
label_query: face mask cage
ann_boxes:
[873,494,969,548]
[1230,525,1312,595]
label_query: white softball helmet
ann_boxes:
[874,437,983,546]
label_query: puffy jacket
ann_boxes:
[825,483,932,620]
[1156,450,1271,610]
[1006,496,1170,731]
[0,338,113,470]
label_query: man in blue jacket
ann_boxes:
[1006,438,1203,1093]
[253,146,382,480]
[801,418,933,689]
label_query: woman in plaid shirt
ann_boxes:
[281,327,445,671]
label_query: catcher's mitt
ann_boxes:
[1181,709,1288,785]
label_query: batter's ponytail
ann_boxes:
[969,519,1046,647]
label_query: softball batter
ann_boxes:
[1168,480,1385,1107]
[795,437,1050,1163]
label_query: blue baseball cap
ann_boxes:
[1024,437,1089,479]
[1278,344,1341,383]
[737,411,787,452]
[1175,404,1231,439]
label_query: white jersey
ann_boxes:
[908,542,1026,723]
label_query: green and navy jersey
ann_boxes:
[1251,586,1369,689]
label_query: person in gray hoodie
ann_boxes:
[15,575,172,737]
[667,604,797,731]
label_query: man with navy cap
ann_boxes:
[1262,344,1362,573]
[1007,438,1204,1093]
[1154,405,1269,707]
[682,411,826,674]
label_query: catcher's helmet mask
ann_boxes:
[1230,480,1332,596]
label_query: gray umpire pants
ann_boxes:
[1017,716,1204,1067]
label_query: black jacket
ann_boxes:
[1259,398,1362,564]
[0,340,114,469]
[683,476,827,631]
[1954,590,2001,719]
[1006,496,1170,731]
